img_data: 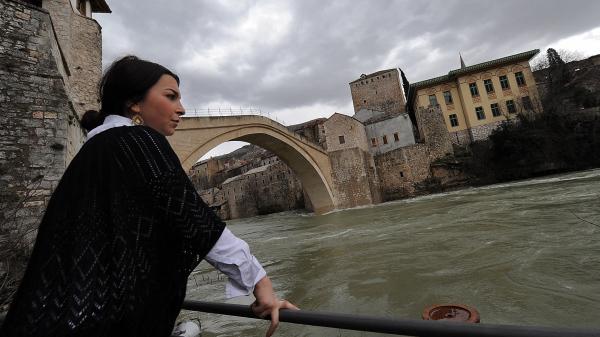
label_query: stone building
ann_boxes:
[194,157,307,221]
[0,0,109,235]
[189,157,225,190]
[218,160,306,219]
[319,105,453,203]
[188,144,312,220]
[349,68,408,114]
[287,118,327,149]
[408,50,542,145]
[323,113,381,209]
[360,111,416,155]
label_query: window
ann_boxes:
[475,107,486,120]
[394,132,400,142]
[400,172,404,178]
[506,100,516,113]
[443,91,453,104]
[371,138,377,147]
[449,114,459,127]
[500,75,510,90]
[383,135,388,145]
[515,72,526,86]
[484,79,494,93]
[338,135,345,144]
[363,100,367,103]
[522,96,533,110]
[491,103,501,117]
[428,94,438,107]
[469,83,479,97]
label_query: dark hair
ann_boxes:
[81,55,180,131]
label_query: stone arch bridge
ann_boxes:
[168,115,335,214]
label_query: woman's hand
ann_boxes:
[251,276,299,337]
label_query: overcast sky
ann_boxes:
[94,0,600,157]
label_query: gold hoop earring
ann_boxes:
[132,114,144,126]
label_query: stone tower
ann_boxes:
[349,68,407,114]
[0,0,110,237]
[415,106,453,159]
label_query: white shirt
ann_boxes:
[87,115,266,298]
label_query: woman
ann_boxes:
[1,56,297,337]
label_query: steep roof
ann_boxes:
[325,112,364,125]
[409,49,540,90]
[90,0,111,13]
[363,112,408,125]
[407,49,540,106]
[349,68,397,84]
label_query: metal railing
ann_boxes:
[183,107,287,125]
[182,300,600,337]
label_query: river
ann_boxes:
[183,169,600,336]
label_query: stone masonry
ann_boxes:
[374,106,454,201]
[0,0,102,240]
[41,0,103,117]
[218,161,306,220]
[350,68,407,114]
[323,113,381,209]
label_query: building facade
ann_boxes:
[408,50,542,145]
[362,112,416,155]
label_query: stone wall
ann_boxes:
[469,120,504,141]
[373,106,457,201]
[0,0,83,237]
[414,106,454,158]
[68,12,102,116]
[328,147,381,209]
[216,162,306,220]
[449,129,471,146]
[42,0,102,117]
[374,144,431,200]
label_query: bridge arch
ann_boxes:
[168,116,335,214]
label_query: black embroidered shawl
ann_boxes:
[1,126,225,336]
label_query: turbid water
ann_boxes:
[183,169,600,336]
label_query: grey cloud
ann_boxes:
[96,0,600,115]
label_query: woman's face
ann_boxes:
[130,74,185,136]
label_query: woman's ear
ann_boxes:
[129,101,142,114]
